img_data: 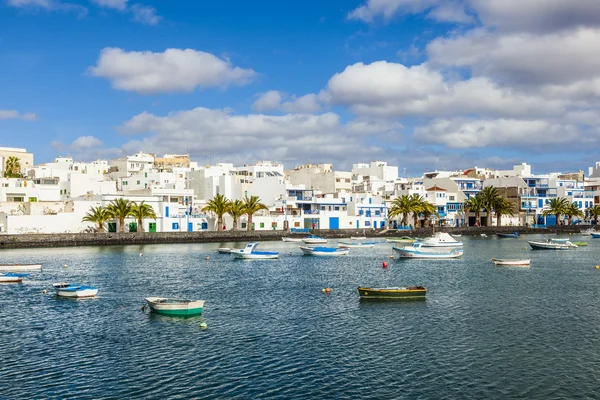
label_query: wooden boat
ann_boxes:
[386,236,416,243]
[393,242,463,259]
[53,283,98,298]
[338,241,377,248]
[299,246,349,256]
[0,263,43,271]
[230,242,279,259]
[497,232,519,238]
[358,286,427,299]
[419,232,463,247]
[492,258,530,266]
[145,297,205,317]
[282,237,304,242]
[302,235,328,244]
[528,239,576,250]
[350,236,367,240]
[0,272,29,283]
[217,248,232,254]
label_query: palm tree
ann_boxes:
[227,199,245,231]
[106,198,134,233]
[565,202,584,226]
[464,193,485,226]
[202,194,230,231]
[480,186,500,226]
[420,201,438,228]
[129,201,157,232]
[542,197,570,226]
[388,195,412,227]
[408,194,427,227]
[587,205,600,226]
[243,195,268,231]
[493,197,514,227]
[81,206,111,232]
[3,156,23,178]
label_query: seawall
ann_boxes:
[0,225,591,249]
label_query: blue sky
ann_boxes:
[2,0,600,175]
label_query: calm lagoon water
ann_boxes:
[2,234,600,399]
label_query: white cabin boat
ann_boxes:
[230,242,279,259]
[528,239,577,250]
[302,236,328,244]
[0,272,29,283]
[419,232,463,248]
[393,243,463,259]
[492,258,531,266]
[0,263,43,271]
[53,283,98,298]
[299,246,349,256]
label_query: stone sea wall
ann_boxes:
[0,225,591,249]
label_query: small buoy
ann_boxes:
[596,266,599,269]
[64,264,68,268]
[42,289,47,294]
[200,321,208,329]
[382,261,389,269]
[205,256,210,260]
[139,253,143,256]
[322,287,331,293]
[389,255,394,259]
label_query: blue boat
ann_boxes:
[497,232,519,238]
[230,242,279,259]
[0,272,30,283]
[591,232,600,239]
[299,246,349,256]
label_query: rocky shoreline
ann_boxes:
[0,225,590,249]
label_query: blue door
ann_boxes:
[329,217,340,229]
[165,206,169,217]
[188,222,193,232]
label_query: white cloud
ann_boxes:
[118,107,399,167]
[70,136,103,151]
[130,3,159,25]
[7,0,87,16]
[0,110,37,120]
[90,0,128,10]
[348,0,438,22]
[252,91,321,113]
[89,47,257,94]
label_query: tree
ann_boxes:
[464,193,485,226]
[409,194,427,227]
[3,156,23,178]
[419,200,438,228]
[227,199,245,231]
[587,205,600,226]
[243,195,268,231]
[542,197,570,225]
[493,197,514,227]
[565,202,584,226]
[129,201,157,232]
[480,186,500,226]
[81,206,111,233]
[106,198,134,233]
[202,194,230,231]
[388,195,412,227]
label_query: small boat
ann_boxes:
[338,241,377,248]
[528,239,577,250]
[497,232,519,238]
[302,235,328,244]
[217,248,232,254]
[386,236,416,243]
[492,258,531,266]
[282,237,304,242]
[358,286,427,300]
[419,232,463,247]
[0,272,29,283]
[591,232,600,239]
[53,283,98,298]
[350,236,367,240]
[393,243,463,259]
[571,241,588,246]
[299,246,349,256]
[452,234,462,237]
[230,242,279,259]
[145,297,205,317]
[0,263,43,271]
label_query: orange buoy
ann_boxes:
[382,261,389,268]
[324,287,331,293]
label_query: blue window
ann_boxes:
[369,198,372,204]
[172,222,179,230]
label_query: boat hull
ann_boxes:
[591,233,600,239]
[217,248,232,254]
[528,241,570,250]
[497,233,519,238]
[358,287,427,300]
[53,283,98,298]
[145,298,205,316]
[0,263,42,271]
[393,247,463,259]
[338,242,376,248]
[282,237,304,242]
[231,252,279,259]
[300,246,349,256]
[492,258,530,266]
[0,276,25,283]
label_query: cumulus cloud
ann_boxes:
[70,136,104,151]
[118,107,399,167]
[348,0,438,22]
[7,0,87,16]
[252,91,321,113]
[0,110,37,120]
[88,47,257,94]
[130,4,160,25]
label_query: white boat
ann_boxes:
[419,232,463,248]
[528,239,577,250]
[492,258,531,266]
[52,283,99,298]
[230,242,279,259]
[299,246,349,256]
[282,237,304,242]
[302,235,328,244]
[0,263,43,271]
[338,241,377,248]
[350,236,367,240]
[217,248,232,254]
[393,242,463,259]
[145,297,205,317]
[0,272,29,283]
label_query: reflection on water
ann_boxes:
[2,235,600,399]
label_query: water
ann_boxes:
[2,234,600,399]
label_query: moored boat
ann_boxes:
[0,272,30,283]
[145,297,205,317]
[282,237,304,242]
[217,248,232,254]
[393,242,463,259]
[338,241,377,248]
[350,236,367,240]
[591,232,600,239]
[528,239,577,250]
[357,286,427,299]
[491,258,531,266]
[53,283,98,298]
[299,246,349,256]
[386,236,416,243]
[230,242,279,259]
[497,232,519,238]
[419,232,463,247]
[302,235,328,244]
[0,263,43,271]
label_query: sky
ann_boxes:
[2,0,600,175]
